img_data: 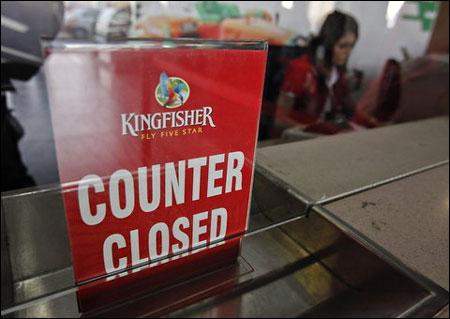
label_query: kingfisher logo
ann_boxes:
[121,72,215,138]
[155,72,190,108]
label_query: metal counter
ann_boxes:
[2,117,449,317]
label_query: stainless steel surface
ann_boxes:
[0,171,309,316]
[8,293,79,319]
[249,171,308,231]
[13,268,74,304]
[323,164,449,291]
[2,117,449,317]
[47,38,269,51]
[170,209,445,318]
[1,189,71,283]
[1,208,14,309]
[256,117,449,203]
[2,171,448,317]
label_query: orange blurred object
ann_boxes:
[219,18,293,45]
[133,16,198,38]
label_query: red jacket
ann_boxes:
[280,55,354,119]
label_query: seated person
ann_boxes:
[276,10,359,134]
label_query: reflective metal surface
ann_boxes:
[2,117,449,317]
[46,38,269,51]
[2,170,448,317]
[170,193,448,318]
[1,188,71,283]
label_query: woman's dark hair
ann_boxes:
[309,10,359,69]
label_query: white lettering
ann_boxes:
[121,113,137,136]
[138,165,161,213]
[165,160,186,207]
[78,175,106,226]
[225,151,244,193]
[148,222,169,260]
[172,217,190,253]
[207,154,224,197]
[210,208,227,243]
[130,229,148,266]
[103,234,127,273]
[79,152,244,224]
[121,107,216,136]
[109,169,135,219]
[188,157,207,201]
[192,211,208,249]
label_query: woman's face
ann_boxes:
[333,32,356,66]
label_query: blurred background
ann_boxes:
[1,1,449,190]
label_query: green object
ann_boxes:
[402,1,438,32]
[195,1,241,23]
[221,4,240,18]
[162,25,171,38]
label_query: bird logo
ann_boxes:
[155,72,190,108]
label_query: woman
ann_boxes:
[277,10,359,134]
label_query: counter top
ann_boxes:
[256,117,449,203]
[256,116,449,293]
[322,164,449,291]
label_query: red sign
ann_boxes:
[45,41,267,312]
